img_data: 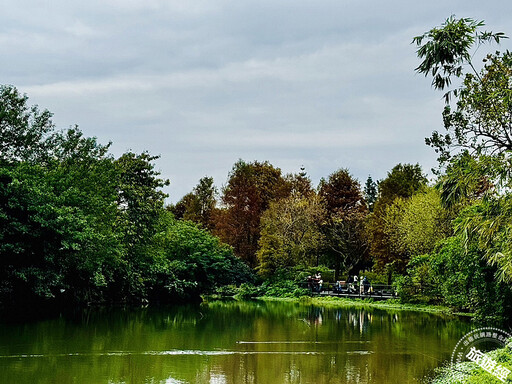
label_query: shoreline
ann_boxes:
[247,295,474,317]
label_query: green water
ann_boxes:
[0,299,472,384]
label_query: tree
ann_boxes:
[193,176,217,229]
[151,213,255,301]
[318,168,365,213]
[169,192,200,221]
[113,151,169,300]
[363,175,378,211]
[0,84,254,310]
[367,164,427,273]
[0,87,128,306]
[384,188,452,258]
[395,236,512,321]
[318,169,369,278]
[436,151,497,209]
[413,16,508,163]
[283,167,315,197]
[214,160,288,267]
[257,193,326,276]
[0,85,55,164]
[415,18,512,284]
[169,176,217,230]
[322,209,369,279]
[414,16,505,95]
[376,164,427,206]
[0,130,123,306]
[453,191,512,283]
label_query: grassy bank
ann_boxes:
[256,295,473,317]
[210,280,475,317]
[430,344,512,383]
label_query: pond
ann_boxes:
[0,299,473,383]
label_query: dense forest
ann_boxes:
[2,17,512,323]
[0,85,254,311]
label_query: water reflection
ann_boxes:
[0,300,471,384]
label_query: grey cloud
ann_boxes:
[2,0,512,201]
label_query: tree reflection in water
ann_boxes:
[0,300,471,384]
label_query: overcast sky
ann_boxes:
[3,0,512,202]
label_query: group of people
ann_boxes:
[307,273,323,293]
[334,275,372,294]
[307,273,372,294]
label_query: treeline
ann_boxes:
[171,162,371,277]
[2,17,512,323]
[172,158,511,321]
[2,78,510,322]
[169,16,512,323]
[0,85,254,311]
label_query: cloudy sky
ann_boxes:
[3,0,512,202]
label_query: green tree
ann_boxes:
[0,84,254,310]
[367,164,427,273]
[384,188,452,258]
[415,18,512,285]
[0,130,123,306]
[454,194,512,283]
[169,176,217,230]
[0,85,55,163]
[413,16,505,95]
[151,213,255,301]
[413,16,508,163]
[396,236,512,322]
[169,192,200,222]
[113,151,169,300]
[363,175,378,211]
[257,193,326,276]
[193,176,217,229]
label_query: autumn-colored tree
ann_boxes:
[318,169,369,278]
[282,167,315,197]
[318,168,365,214]
[214,160,288,267]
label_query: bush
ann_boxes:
[151,217,256,302]
[259,280,310,298]
[214,285,238,297]
[235,283,262,299]
[393,255,441,304]
[396,236,512,322]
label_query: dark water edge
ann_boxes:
[0,293,203,324]
[0,299,475,384]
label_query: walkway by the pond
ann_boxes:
[316,290,397,301]
[311,283,398,301]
